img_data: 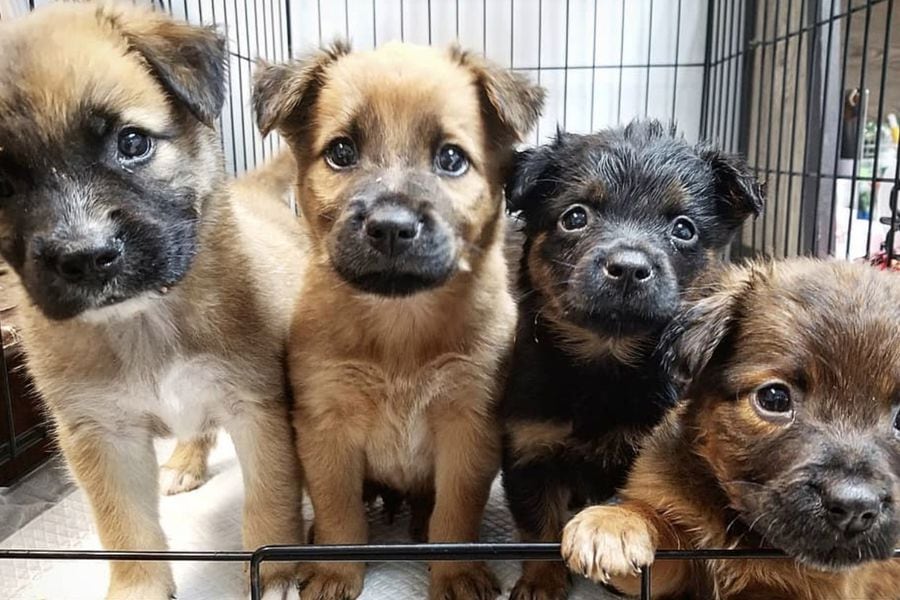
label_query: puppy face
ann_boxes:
[0,4,225,320]
[507,121,763,338]
[666,260,900,570]
[254,42,543,297]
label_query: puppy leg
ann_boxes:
[294,414,367,600]
[159,431,216,495]
[503,460,571,600]
[427,405,501,600]
[57,420,174,600]
[228,402,305,597]
[561,501,688,597]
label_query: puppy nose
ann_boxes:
[603,249,654,283]
[821,482,885,536]
[364,204,421,257]
[48,244,123,283]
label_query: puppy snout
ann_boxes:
[43,240,123,283]
[601,248,654,284]
[820,481,888,536]
[364,204,421,257]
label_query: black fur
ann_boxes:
[500,121,764,568]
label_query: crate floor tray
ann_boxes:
[1,434,613,600]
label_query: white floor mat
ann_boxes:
[1,434,616,600]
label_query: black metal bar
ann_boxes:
[563,0,570,130]
[864,0,892,257]
[427,0,432,45]
[794,0,818,256]
[536,0,543,142]
[317,0,323,45]
[699,0,715,138]
[843,2,873,259]
[773,0,795,257]
[640,564,652,600]
[811,0,838,256]
[761,0,782,256]
[711,0,725,141]
[827,5,854,257]
[751,0,771,253]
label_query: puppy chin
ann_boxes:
[339,269,452,297]
[77,289,171,324]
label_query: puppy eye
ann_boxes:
[324,137,358,170]
[117,128,153,161]
[894,410,900,433]
[753,383,793,419]
[559,205,589,231]
[435,145,469,176]
[671,216,697,241]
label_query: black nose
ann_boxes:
[364,204,421,257]
[603,249,654,283]
[821,482,886,536]
[49,244,123,283]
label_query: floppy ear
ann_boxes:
[660,264,761,385]
[505,144,558,217]
[113,10,227,127]
[252,42,351,137]
[698,146,766,230]
[454,48,545,143]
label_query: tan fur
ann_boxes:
[256,41,543,599]
[562,260,900,600]
[1,4,305,598]
[159,432,216,495]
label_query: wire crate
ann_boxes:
[1,1,899,599]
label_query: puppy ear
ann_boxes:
[113,11,227,127]
[253,42,350,137]
[698,146,766,229]
[505,144,558,216]
[660,264,762,384]
[454,48,545,143]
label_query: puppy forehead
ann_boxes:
[0,7,171,141]
[735,262,900,405]
[314,44,482,149]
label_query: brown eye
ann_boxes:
[435,144,469,176]
[117,128,153,161]
[894,409,900,433]
[559,205,589,231]
[324,137,358,170]
[753,383,793,419]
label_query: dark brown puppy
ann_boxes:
[254,42,543,600]
[562,259,900,600]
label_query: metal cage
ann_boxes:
[1,1,899,599]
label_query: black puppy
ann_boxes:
[501,120,764,600]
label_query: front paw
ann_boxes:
[107,563,175,600]
[429,562,500,600]
[159,463,208,495]
[297,563,364,600]
[508,561,570,600]
[258,565,302,600]
[561,506,656,585]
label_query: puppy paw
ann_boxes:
[429,562,500,600]
[257,566,301,600]
[297,564,364,600]
[561,506,656,584]
[508,561,570,600]
[107,581,175,600]
[159,463,208,495]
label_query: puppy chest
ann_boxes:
[363,387,436,491]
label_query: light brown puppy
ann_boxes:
[0,4,304,599]
[254,42,544,599]
[561,259,900,599]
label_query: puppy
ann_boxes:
[253,42,543,600]
[0,4,304,598]
[562,259,900,599]
[501,121,763,599]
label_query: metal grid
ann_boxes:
[1,2,899,600]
